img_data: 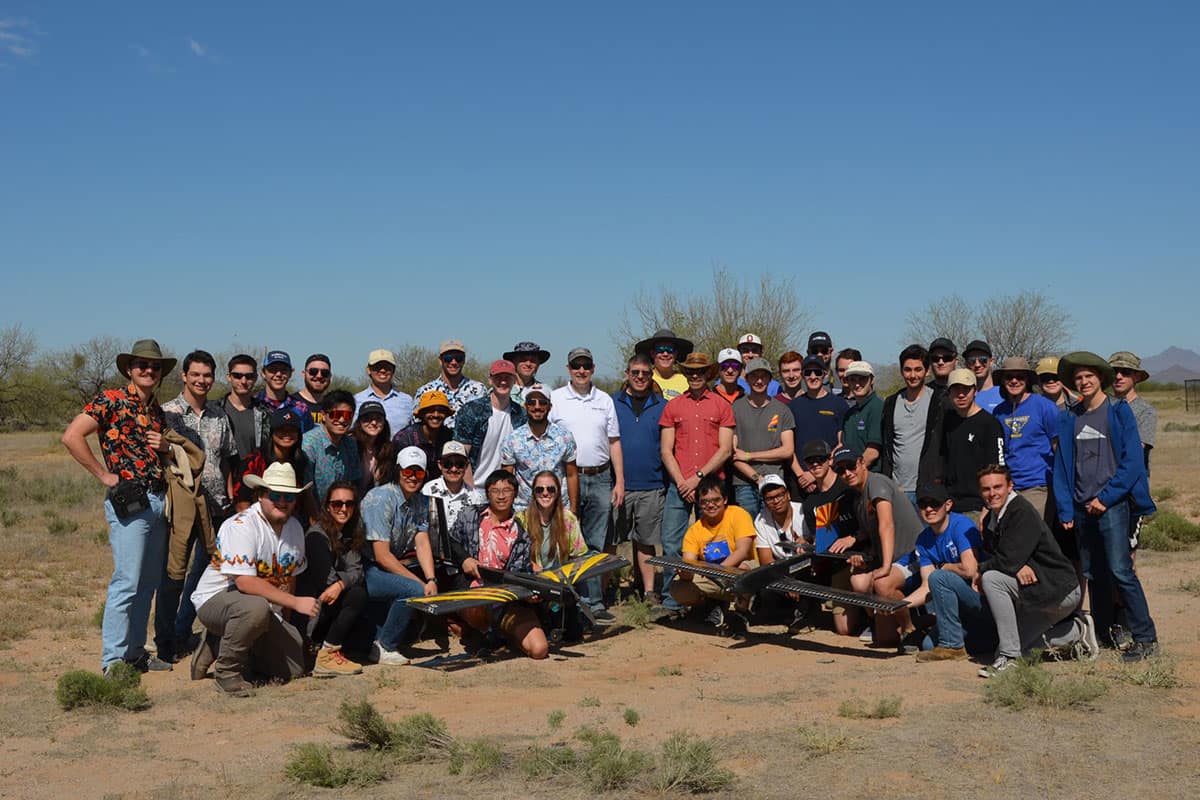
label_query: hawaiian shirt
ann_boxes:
[500,422,577,510]
[83,384,167,492]
[477,513,521,575]
[254,391,315,433]
[162,394,239,514]
[361,482,429,561]
[453,395,527,468]
[301,425,362,503]
[413,376,488,429]
[393,423,453,481]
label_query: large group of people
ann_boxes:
[61,330,1161,695]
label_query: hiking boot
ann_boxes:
[1121,640,1160,663]
[314,646,364,676]
[978,655,1017,679]
[190,633,218,680]
[370,641,411,666]
[916,646,968,663]
[214,674,254,697]
[1075,613,1100,661]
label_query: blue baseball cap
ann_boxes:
[802,354,826,372]
[830,445,861,467]
[264,350,292,368]
[270,408,301,432]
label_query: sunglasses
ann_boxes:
[328,499,356,510]
[267,491,298,504]
[307,368,331,378]
[400,467,427,480]
[369,362,395,372]
[628,369,652,378]
[1003,375,1028,383]
[441,353,465,364]
[655,345,676,354]
[525,397,551,407]
[569,361,594,371]
[918,499,945,510]
[804,457,827,466]
[720,362,742,371]
[931,354,956,363]
[533,485,558,496]
[1039,374,1060,383]
[441,458,467,470]
[130,360,162,372]
[966,356,990,365]
[326,409,352,423]
[1114,368,1136,378]
[832,462,857,475]
[683,369,708,378]
[810,348,832,356]
[803,369,824,377]
[360,415,385,425]
[229,371,256,381]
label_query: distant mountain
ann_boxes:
[1153,365,1200,384]
[1143,346,1200,375]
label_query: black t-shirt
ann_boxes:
[801,478,861,550]
[941,410,1006,511]
[291,393,324,427]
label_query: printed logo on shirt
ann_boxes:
[968,433,975,442]
[819,410,834,417]
[1076,425,1106,441]
[767,414,780,433]
[856,419,865,431]
[1004,415,1029,438]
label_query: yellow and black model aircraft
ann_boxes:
[406,552,630,644]
[648,548,910,614]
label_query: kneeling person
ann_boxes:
[189,463,316,696]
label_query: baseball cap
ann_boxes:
[567,346,594,363]
[441,440,468,459]
[489,359,517,377]
[304,353,331,367]
[737,333,763,348]
[717,347,742,365]
[844,360,874,378]
[963,339,992,358]
[947,368,976,388]
[801,354,826,372]
[758,474,788,495]
[416,390,451,415]
[830,445,861,467]
[368,348,396,366]
[358,400,386,420]
[928,337,957,355]
[396,446,428,469]
[807,331,833,352]
[744,357,773,377]
[801,439,833,461]
[438,339,466,356]
[269,408,301,432]
[264,350,291,369]
[916,483,950,505]
[524,383,552,401]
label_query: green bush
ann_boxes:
[1163,421,1200,433]
[519,744,578,779]
[91,601,106,628]
[547,709,566,730]
[1113,657,1180,689]
[654,731,735,794]
[575,726,652,792]
[448,739,507,778]
[623,708,640,727]
[794,724,858,755]
[284,743,385,788]
[983,658,1107,710]
[837,694,903,719]
[56,663,150,712]
[1139,511,1200,552]
[618,597,655,629]
[334,699,455,762]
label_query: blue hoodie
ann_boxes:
[1053,398,1155,521]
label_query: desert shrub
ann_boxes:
[547,709,566,730]
[1113,657,1181,689]
[1139,511,1200,552]
[519,744,578,779]
[983,659,1107,710]
[623,708,640,727]
[575,726,652,792]
[334,699,455,762]
[654,731,735,794]
[837,695,902,719]
[618,597,655,629]
[284,743,385,788]
[448,739,507,777]
[794,724,858,755]
[56,663,150,711]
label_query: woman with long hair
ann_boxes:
[523,470,587,572]
[232,407,313,515]
[295,480,369,675]
[352,400,394,493]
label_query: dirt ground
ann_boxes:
[2,388,1199,799]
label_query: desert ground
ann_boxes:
[1,388,1198,799]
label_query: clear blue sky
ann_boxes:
[3,2,1197,383]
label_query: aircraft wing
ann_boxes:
[646,555,747,586]
[406,584,538,616]
[763,577,910,612]
[540,553,630,586]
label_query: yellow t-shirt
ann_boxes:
[682,505,756,560]
[653,371,689,400]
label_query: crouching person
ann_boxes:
[189,463,315,696]
[448,471,550,660]
[975,465,1099,678]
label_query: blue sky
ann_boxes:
[2,2,1197,383]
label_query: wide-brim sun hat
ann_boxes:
[503,341,551,364]
[116,339,178,379]
[635,328,694,358]
[992,356,1038,386]
[243,462,312,494]
[1058,351,1116,390]
[1108,351,1150,383]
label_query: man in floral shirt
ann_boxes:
[62,338,175,674]
[413,339,488,430]
[501,384,579,511]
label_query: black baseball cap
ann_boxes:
[830,445,860,467]
[270,408,302,432]
[802,439,833,461]
[929,337,956,355]
[801,354,826,372]
[963,340,992,358]
[807,331,833,353]
[916,483,950,505]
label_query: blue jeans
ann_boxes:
[733,484,762,519]
[365,564,424,650]
[927,569,994,652]
[101,492,167,669]
[154,528,210,658]
[660,484,699,611]
[1076,500,1157,643]
[578,471,613,611]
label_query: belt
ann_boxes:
[579,463,611,476]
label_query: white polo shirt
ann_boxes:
[549,384,620,469]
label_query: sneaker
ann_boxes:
[1109,624,1133,653]
[371,641,411,666]
[129,653,173,673]
[978,655,1017,679]
[916,646,968,663]
[704,604,726,630]
[858,626,874,644]
[190,633,218,680]
[214,674,254,697]
[1076,613,1100,661]
[1121,640,1160,663]
[644,591,663,609]
[314,646,364,676]
[725,610,750,638]
[591,609,617,627]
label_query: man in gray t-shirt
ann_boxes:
[1109,351,1156,472]
[730,358,796,519]
[831,444,923,648]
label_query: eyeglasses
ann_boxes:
[229,371,256,381]
[931,354,956,363]
[966,356,990,365]
[267,491,298,504]
[130,360,162,372]
[763,490,790,503]
[369,363,395,372]
[441,353,465,364]
[628,369,652,378]
[803,369,824,377]
[525,397,551,407]
[655,345,676,355]
[533,485,558,496]
[400,467,427,480]
[569,361,594,371]
[326,408,352,423]
[487,486,516,497]
[698,497,725,509]
[441,458,467,470]
[328,499,356,510]
[307,368,331,378]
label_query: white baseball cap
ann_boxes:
[396,446,428,469]
[717,348,742,365]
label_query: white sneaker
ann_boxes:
[978,655,1016,679]
[370,641,410,666]
[858,626,874,643]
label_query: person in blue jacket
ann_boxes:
[1052,351,1158,662]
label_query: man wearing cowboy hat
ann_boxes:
[354,348,415,435]
[63,338,176,674]
[504,341,551,405]
[189,462,316,696]
[1052,351,1159,662]
[1109,351,1156,472]
[992,356,1060,517]
[659,352,735,612]
[635,328,694,400]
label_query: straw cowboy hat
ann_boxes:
[243,462,312,494]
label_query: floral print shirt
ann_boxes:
[477,513,520,578]
[254,391,315,433]
[413,376,488,429]
[162,394,239,514]
[361,482,429,561]
[83,384,167,491]
[301,426,362,504]
[500,422,577,511]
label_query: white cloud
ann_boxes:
[187,37,206,57]
[0,18,39,60]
